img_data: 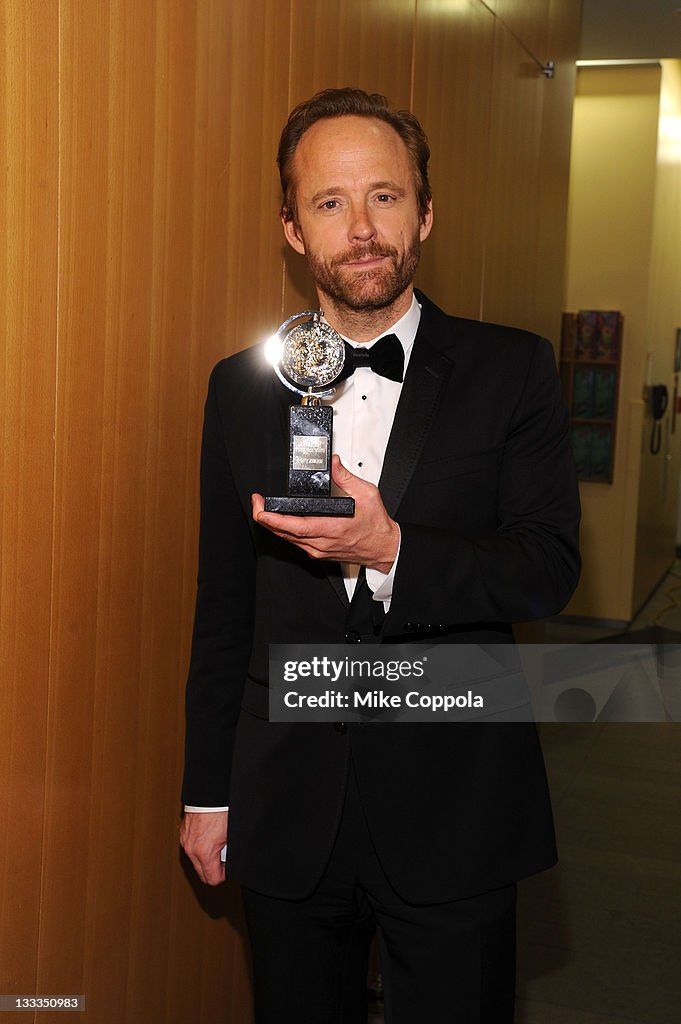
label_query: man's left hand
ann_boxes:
[252,455,399,572]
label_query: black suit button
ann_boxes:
[404,623,415,633]
[333,722,347,733]
[345,631,362,643]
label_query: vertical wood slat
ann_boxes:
[288,0,415,112]
[0,2,580,1022]
[284,0,417,315]
[37,0,118,1006]
[487,0,550,71]
[479,14,546,332]
[0,3,58,1017]
[158,7,290,1021]
[531,0,580,344]
[31,2,261,1020]
[220,0,293,348]
[412,0,495,320]
[480,0,580,342]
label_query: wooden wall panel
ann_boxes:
[289,0,415,110]
[412,0,495,319]
[0,1,58,1013]
[486,0,550,71]
[413,0,579,344]
[284,0,416,313]
[532,0,580,343]
[220,0,293,350]
[38,0,124,1006]
[154,3,278,1012]
[479,0,580,342]
[479,18,545,332]
[31,2,270,1021]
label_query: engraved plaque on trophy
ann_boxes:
[264,311,355,517]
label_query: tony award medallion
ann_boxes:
[264,311,355,517]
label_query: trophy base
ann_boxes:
[264,496,355,517]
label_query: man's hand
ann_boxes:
[179,810,228,886]
[252,456,399,572]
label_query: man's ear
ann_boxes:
[419,199,434,243]
[282,214,306,255]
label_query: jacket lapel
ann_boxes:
[325,297,455,608]
[378,311,454,518]
[326,565,351,608]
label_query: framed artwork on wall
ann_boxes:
[560,311,623,484]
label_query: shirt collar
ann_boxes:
[341,293,421,371]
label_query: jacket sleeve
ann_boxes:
[385,338,581,631]
[182,363,255,806]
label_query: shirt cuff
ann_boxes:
[365,526,401,612]
[183,805,229,813]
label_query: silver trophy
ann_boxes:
[264,311,354,516]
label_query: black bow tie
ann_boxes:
[336,333,404,384]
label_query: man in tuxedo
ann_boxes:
[180,88,580,1023]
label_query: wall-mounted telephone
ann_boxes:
[650,384,668,454]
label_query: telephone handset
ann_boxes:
[650,384,668,454]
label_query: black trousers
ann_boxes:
[242,758,517,1023]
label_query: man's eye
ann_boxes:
[376,194,394,203]
[321,200,338,210]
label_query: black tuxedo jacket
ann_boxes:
[182,291,580,903]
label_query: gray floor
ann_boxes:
[516,720,681,1024]
[370,563,681,1023]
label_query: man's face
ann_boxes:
[282,116,433,316]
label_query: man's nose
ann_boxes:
[348,204,376,242]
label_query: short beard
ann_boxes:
[304,232,422,313]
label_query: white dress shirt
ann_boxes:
[185,295,421,815]
[331,295,420,603]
